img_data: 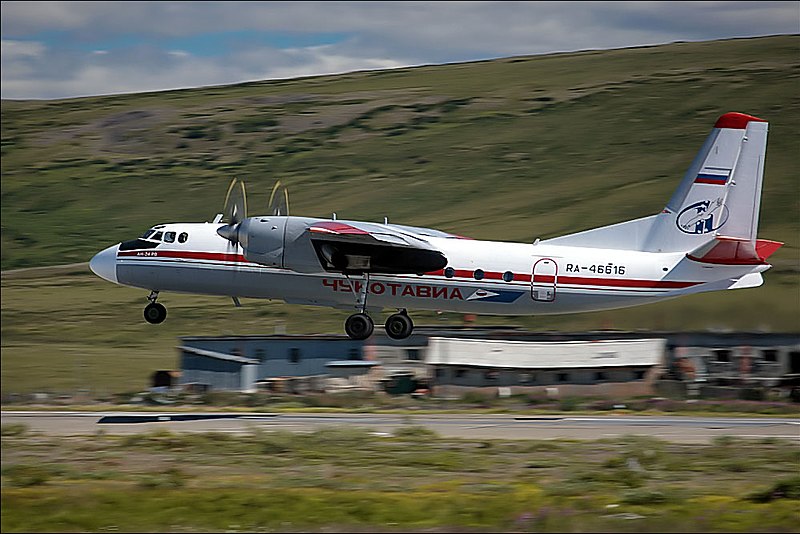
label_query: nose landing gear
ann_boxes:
[143,291,167,324]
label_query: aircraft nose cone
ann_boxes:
[90,244,119,284]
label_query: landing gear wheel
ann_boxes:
[144,302,167,324]
[345,313,374,340]
[385,312,414,340]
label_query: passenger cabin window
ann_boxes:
[164,231,176,243]
[444,267,455,278]
[503,271,514,282]
[474,269,485,280]
[152,231,164,241]
[178,232,189,243]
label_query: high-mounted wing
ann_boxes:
[307,220,448,274]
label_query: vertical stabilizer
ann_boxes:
[642,112,768,252]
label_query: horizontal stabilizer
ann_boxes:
[687,236,783,265]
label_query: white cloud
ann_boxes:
[1,1,797,99]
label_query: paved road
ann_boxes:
[2,411,799,443]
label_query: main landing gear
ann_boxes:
[143,290,167,324]
[342,274,414,341]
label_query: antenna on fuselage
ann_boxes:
[212,213,224,223]
[332,213,337,220]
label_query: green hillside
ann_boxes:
[2,36,799,394]
[2,35,798,270]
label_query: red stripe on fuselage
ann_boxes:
[119,250,700,289]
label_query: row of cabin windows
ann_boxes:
[444,267,515,282]
[141,229,189,243]
[443,369,647,382]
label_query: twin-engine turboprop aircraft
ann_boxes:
[90,112,782,340]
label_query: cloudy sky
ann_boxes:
[2,1,797,100]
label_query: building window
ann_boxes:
[519,372,534,384]
[289,348,301,363]
[712,349,731,363]
[406,349,420,361]
[455,369,467,378]
[633,370,646,380]
[484,370,498,380]
[435,368,444,379]
[557,372,569,382]
[594,371,607,381]
[761,349,778,363]
[255,349,265,360]
[348,348,360,360]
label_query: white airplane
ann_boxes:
[90,112,782,340]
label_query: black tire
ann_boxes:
[144,302,167,324]
[385,312,414,340]
[345,313,374,340]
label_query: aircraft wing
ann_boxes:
[307,220,449,274]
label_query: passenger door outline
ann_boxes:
[531,258,557,302]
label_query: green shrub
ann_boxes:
[747,476,800,502]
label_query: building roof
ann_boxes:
[425,337,666,369]
[178,346,259,364]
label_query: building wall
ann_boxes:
[180,353,246,391]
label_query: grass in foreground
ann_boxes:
[2,426,799,532]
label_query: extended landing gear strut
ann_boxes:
[344,273,374,340]
[342,274,414,341]
[143,290,167,324]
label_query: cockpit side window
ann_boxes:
[140,229,155,239]
[152,231,164,241]
[164,231,176,243]
[178,232,189,243]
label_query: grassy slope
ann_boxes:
[2,36,799,394]
[2,429,800,533]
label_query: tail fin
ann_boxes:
[642,112,769,252]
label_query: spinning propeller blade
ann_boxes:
[217,178,248,244]
[268,180,290,216]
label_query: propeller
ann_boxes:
[268,180,290,216]
[217,178,247,244]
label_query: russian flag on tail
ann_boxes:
[695,166,731,185]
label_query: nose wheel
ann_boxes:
[143,291,167,324]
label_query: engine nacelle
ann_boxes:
[239,216,326,273]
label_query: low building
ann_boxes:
[178,334,365,392]
[426,337,665,397]
[174,328,799,396]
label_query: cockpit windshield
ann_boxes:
[140,229,156,239]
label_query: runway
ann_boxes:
[2,411,798,443]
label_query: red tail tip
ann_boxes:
[715,112,766,129]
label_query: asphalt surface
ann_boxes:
[2,411,799,443]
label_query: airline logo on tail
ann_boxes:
[676,198,728,234]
